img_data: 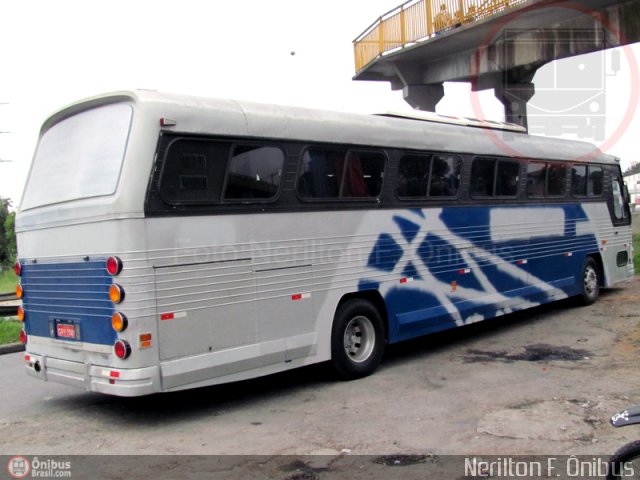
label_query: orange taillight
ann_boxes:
[109,284,125,304]
[17,306,25,322]
[111,312,128,332]
[16,285,23,299]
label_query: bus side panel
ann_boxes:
[146,216,320,390]
[154,259,257,362]
[357,204,603,343]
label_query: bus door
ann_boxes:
[602,167,633,284]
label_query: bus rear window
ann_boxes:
[21,103,133,210]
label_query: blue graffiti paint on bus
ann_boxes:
[359,206,598,343]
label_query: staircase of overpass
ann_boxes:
[353,0,640,135]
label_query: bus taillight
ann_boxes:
[16,285,23,299]
[19,329,27,344]
[14,261,21,276]
[111,312,128,332]
[114,340,131,359]
[17,307,24,322]
[106,256,123,276]
[109,284,125,304]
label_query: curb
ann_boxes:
[0,343,24,355]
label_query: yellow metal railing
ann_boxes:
[354,0,529,73]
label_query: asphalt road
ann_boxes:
[1,277,639,478]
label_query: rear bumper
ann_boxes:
[24,352,161,397]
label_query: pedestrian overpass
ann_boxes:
[353,0,640,135]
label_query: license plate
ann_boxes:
[56,323,76,339]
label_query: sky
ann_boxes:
[0,0,638,207]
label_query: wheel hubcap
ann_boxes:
[343,315,375,364]
[584,265,598,296]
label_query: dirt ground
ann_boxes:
[1,276,639,479]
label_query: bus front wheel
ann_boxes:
[578,256,601,305]
[331,299,385,380]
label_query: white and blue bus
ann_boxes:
[16,90,633,396]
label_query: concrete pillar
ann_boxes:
[402,84,445,111]
[494,81,535,130]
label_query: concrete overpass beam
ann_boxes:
[494,81,535,130]
[402,84,445,111]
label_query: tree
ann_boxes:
[4,210,15,264]
[0,197,12,266]
[623,162,640,177]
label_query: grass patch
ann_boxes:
[0,318,21,345]
[0,268,18,294]
[634,234,640,275]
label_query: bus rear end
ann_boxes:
[16,94,161,396]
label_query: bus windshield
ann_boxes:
[21,103,133,210]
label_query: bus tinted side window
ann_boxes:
[343,151,385,198]
[429,155,461,197]
[397,154,461,198]
[470,157,495,196]
[547,164,566,196]
[159,139,230,204]
[526,162,566,197]
[495,160,520,196]
[588,166,603,196]
[572,165,587,196]
[224,145,284,201]
[572,164,603,196]
[526,162,546,197]
[397,154,431,197]
[298,148,385,199]
[471,157,519,197]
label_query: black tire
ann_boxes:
[331,299,385,380]
[577,256,600,306]
[607,440,640,480]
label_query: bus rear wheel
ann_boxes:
[331,299,385,380]
[578,256,601,305]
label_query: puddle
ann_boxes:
[281,459,329,480]
[465,344,592,363]
[372,454,436,467]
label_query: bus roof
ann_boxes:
[44,90,618,164]
[375,111,528,133]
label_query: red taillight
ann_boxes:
[106,256,123,276]
[19,329,27,344]
[114,340,131,359]
[14,261,21,276]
